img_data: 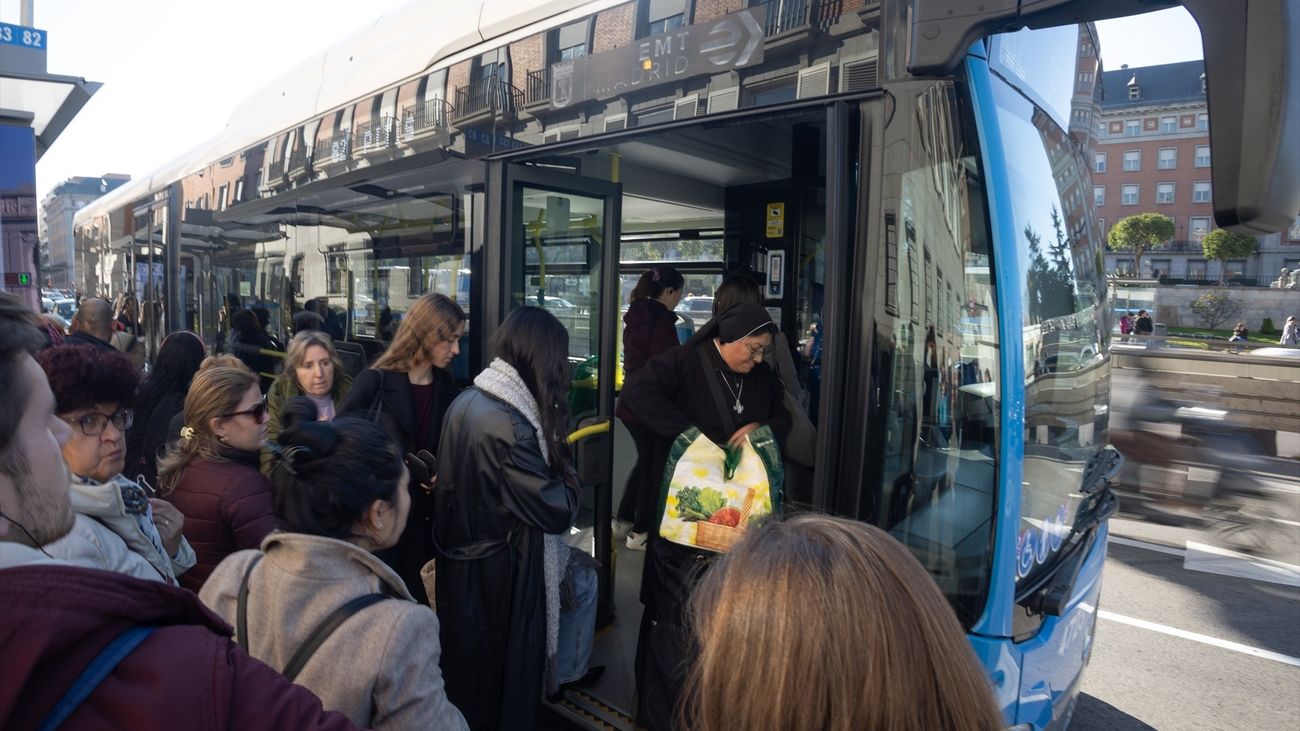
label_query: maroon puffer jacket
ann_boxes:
[167,449,280,591]
[0,565,360,731]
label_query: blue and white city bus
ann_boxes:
[74,0,1298,727]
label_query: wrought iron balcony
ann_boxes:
[526,67,551,107]
[453,74,524,122]
[761,0,842,37]
[286,145,314,177]
[401,99,454,141]
[267,156,286,181]
[356,116,397,155]
[324,130,352,163]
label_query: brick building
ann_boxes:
[1094,60,1300,283]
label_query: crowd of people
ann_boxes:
[2,283,1005,731]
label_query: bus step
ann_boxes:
[546,688,637,731]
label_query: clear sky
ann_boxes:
[6,1,1205,202]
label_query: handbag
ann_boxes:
[782,390,817,467]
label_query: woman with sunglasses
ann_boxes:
[158,356,280,591]
[36,346,197,585]
[617,302,791,731]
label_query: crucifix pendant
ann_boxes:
[733,401,745,415]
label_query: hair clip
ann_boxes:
[179,426,195,441]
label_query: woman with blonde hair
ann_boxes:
[338,292,466,604]
[158,357,280,591]
[261,330,354,474]
[684,514,1004,731]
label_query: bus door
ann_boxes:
[501,163,623,623]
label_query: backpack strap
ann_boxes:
[282,593,389,682]
[235,554,264,650]
[38,625,157,731]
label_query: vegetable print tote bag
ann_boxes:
[657,426,783,553]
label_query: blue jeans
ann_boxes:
[554,554,598,684]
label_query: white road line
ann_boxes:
[1108,535,1187,557]
[1098,610,1300,668]
[1183,542,1300,588]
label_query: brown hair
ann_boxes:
[284,330,344,394]
[712,274,763,316]
[683,514,1004,731]
[371,293,466,373]
[156,359,257,493]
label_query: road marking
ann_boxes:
[1108,535,1186,557]
[1183,541,1300,588]
[1098,610,1300,668]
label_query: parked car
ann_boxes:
[675,295,714,318]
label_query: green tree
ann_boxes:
[1201,228,1258,283]
[1107,213,1174,277]
[1189,291,1242,330]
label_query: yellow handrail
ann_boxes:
[567,420,611,444]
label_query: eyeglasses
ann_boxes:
[63,408,134,436]
[222,398,268,422]
[743,343,772,361]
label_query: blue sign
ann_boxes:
[0,22,46,49]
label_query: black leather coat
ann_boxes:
[432,387,579,731]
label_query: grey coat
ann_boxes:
[200,532,468,731]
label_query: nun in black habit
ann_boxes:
[617,302,791,731]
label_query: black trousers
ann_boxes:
[617,421,669,534]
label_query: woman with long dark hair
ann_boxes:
[124,331,207,489]
[200,398,468,730]
[618,302,791,731]
[337,292,466,605]
[433,306,582,731]
[616,266,684,549]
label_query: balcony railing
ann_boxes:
[356,116,397,154]
[324,130,352,163]
[526,67,551,106]
[268,156,286,180]
[762,0,842,37]
[1157,273,1275,288]
[1149,239,1198,252]
[453,74,524,122]
[401,99,454,141]
[286,145,313,176]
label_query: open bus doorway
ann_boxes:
[497,106,831,727]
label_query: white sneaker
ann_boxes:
[625,532,648,551]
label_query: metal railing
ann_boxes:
[401,99,454,140]
[356,116,397,154]
[286,145,313,174]
[324,130,352,163]
[526,67,551,106]
[762,0,842,37]
[1148,239,1199,252]
[267,156,285,180]
[453,74,524,121]
[1157,274,1277,288]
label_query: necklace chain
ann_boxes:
[718,371,744,415]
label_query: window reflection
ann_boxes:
[990,74,1110,591]
[864,80,1000,628]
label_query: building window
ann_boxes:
[550,18,591,62]
[1094,186,1105,207]
[639,0,688,38]
[1121,184,1139,205]
[1123,150,1141,171]
[1197,113,1209,131]
[1157,147,1177,170]
[1194,145,1211,167]
[1149,259,1171,278]
[1289,216,1300,240]
[326,250,347,295]
[1192,181,1212,203]
[1097,217,1106,236]
[1128,84,1140,100]
[234,179,244,202]
[1188,259,1207,277]
[1160,116,1177,133]
[1125,120,1140,137]
[1190,216,1211,241]
[1156,182,1175,204]
[1081,40,1094,57]
[218,185,229,212]
[1224,259,1246,277]
[1094,152,1106,173]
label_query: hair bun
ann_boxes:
[277,396,340,462]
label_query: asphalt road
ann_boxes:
[1070,514,1300,730]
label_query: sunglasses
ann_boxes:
[221,397,268,422]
